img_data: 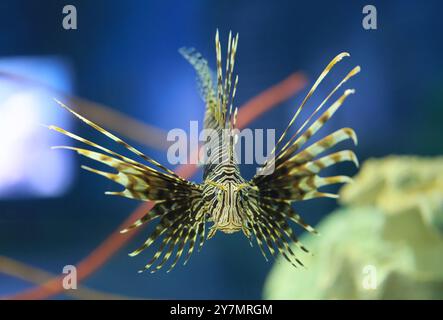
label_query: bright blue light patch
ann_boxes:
[0,57,74,198]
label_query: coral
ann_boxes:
[263,156,443,299]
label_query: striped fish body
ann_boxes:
[200,128,252,237]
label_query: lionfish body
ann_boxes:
[50,30,360,272]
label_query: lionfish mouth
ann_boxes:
[218,224,242,234]
[207,222,243,238]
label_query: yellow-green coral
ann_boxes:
[263,156,443,299]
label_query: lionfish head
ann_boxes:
[203,181,253,239]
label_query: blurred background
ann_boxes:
[0,0,442,299]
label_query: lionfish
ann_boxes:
[49,30,360,273]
